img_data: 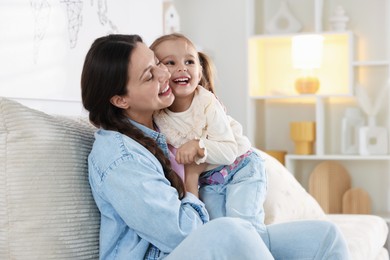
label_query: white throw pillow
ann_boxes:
[254,149,327,224]
[0,98,99,259]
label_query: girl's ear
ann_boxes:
[110,95,130,109]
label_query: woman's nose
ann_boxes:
[157,64,171,82]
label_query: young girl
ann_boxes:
[150,33,269,245]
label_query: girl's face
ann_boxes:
[153,39,202,100]
[111,42,173,127]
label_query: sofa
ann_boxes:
[0,97,388,259]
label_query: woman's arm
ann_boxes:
[99,153,209,252]
[184,162,208,197]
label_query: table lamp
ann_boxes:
[292,34,324,94]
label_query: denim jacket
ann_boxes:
[88,120,209,260]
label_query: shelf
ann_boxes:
[286,154,390,161]
[285,155,390,176]
[249,93,353,100]
[353,60,389,67]
[248,32,353,97]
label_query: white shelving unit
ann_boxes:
[247,1,390,215]
[285,155,390,173]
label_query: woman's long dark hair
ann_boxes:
[81,34,185,199]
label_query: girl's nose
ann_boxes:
[177,66,187,72]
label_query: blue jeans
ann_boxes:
[166,217,350,259]
[197,152,350,259]
[199,151,269,245]
[267,220,350,259]
[166,217,273,259]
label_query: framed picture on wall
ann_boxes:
[0,0,163,105]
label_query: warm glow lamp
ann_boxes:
[292,34,324,94]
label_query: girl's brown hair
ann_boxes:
[150,33,217,94]
[81,34,185,199]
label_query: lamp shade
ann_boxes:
[292,34,324,69]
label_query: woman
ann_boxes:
[81,34,272,259]
[81,34,350,260]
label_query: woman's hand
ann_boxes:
[176,140,205,164]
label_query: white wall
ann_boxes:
[173,0,255,133]
[0,0,163,115]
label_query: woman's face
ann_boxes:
[113,42,174,126]
[153,39,202,100]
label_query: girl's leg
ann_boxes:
[166,217,274,260]
[199,184,225,219]
[267,220,350,260]
[225,153,269,245]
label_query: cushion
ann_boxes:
[328,214,389,260]
[376,248,390,260]
[254,149,327,224]
[0,98,99,259]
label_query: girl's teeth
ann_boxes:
[174,77,189,83]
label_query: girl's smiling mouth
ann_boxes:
[173,77,190,85]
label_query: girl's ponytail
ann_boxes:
[198,51,216,94]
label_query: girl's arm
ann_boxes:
[172,88,239,166]
[199,96,238,165]
[176,97,238,165]
[227,115,252,155]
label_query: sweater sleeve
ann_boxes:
[227,115,252,156]
[197,95,238,165]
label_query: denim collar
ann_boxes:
[129,119,169,157]
[129,119,159,139]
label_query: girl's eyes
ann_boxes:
[160,58,196,68]
[164,60,195,66]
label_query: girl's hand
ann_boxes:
[176,140,205,164]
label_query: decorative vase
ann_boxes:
[341,107,364,154]
[329,6,349,31]
[358,116,388,155]
[290,121,316,154]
